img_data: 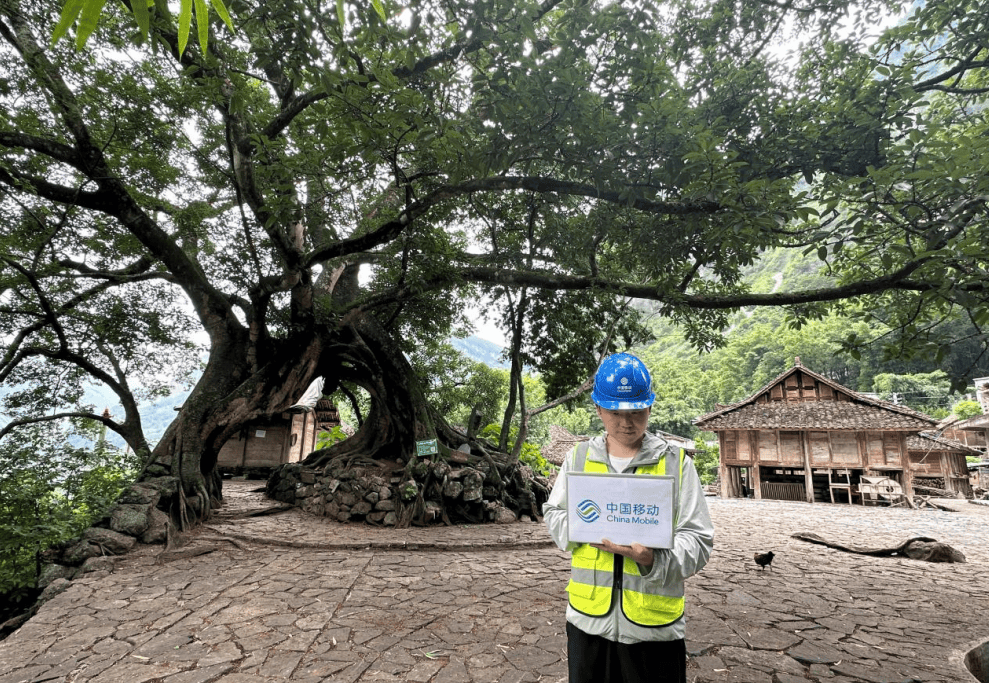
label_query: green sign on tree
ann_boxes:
[416,439,438,457]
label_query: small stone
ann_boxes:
[141,476,179,498]
[61,539,102,566]
[140,507,171,544]
[119,484,161,507]
[493,506,516,524]
[110,504,152,537]
[351,501,372,516]
[443,480,464,499]
[83,527,137,554]
[38,563,75,588]
[79,556,116,574]
[38,578,72,604]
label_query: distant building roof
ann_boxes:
[907,431,983,456]
[543,425,584,465]
[694,360,936,432]
[950,413,989,431]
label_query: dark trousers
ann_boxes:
[567,622,686,683]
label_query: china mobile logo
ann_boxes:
[576,499,601,523]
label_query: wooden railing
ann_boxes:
[762,482,806,501]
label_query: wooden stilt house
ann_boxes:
[694,359,939,504]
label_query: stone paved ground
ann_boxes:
[0,481,986,683]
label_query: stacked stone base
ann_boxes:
[267,457,541,526]
[37,478,177,588]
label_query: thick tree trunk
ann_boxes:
[140,331,324,529]
[285,310,549,527]
[136,307,548,532]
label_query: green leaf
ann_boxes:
[336,0,345,29]
[370,0,386,22]
[178,0,193,56]
[209,0,235,33]
[75,0,109,49]
[519,15,537,43]
[52,0,86,45]
[194,0,209,55]
[131,0,151,40]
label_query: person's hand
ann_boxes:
[591,539,654,569]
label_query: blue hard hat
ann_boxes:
[591,353,655,410]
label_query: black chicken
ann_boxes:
[753,551,775,570]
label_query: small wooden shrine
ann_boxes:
[216,397,339,476]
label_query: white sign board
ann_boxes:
[566,472,675,548]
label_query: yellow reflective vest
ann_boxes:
[566,443,686,627]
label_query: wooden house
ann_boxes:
[906,432,978,497]
[217,397,339,476]
[938,414,989,455]
[694,359,939,504]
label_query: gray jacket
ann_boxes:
[542,432,714,643]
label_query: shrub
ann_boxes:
[478,424,556,477]
[0,423,137,601]
[691,439,720,485]
[314,425,349,450]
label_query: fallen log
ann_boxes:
[792,532,966,563]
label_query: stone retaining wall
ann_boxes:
[267,458,529,526]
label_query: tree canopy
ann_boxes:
[2,0,989,526]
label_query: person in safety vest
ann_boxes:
[543,352,714,683]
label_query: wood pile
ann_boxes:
[912,483,963,498]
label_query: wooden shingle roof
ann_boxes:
[907,431,983,456]
[694,360,936,432]
[543,425,585,465]
[950,413,989,431]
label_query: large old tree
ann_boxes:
[1,0,988,526]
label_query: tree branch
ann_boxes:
[0,411,115,442]
[355,253,949,313]
[0,131,81,166]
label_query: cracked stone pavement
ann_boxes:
[1,481,987,683]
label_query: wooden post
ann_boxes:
[718,433,732,499]
[940,453,955,493]
[751,463,763,499]
[900,433,914,499]
[801,432,815,503]
[240,429,249,467]
[280,415,294,464]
